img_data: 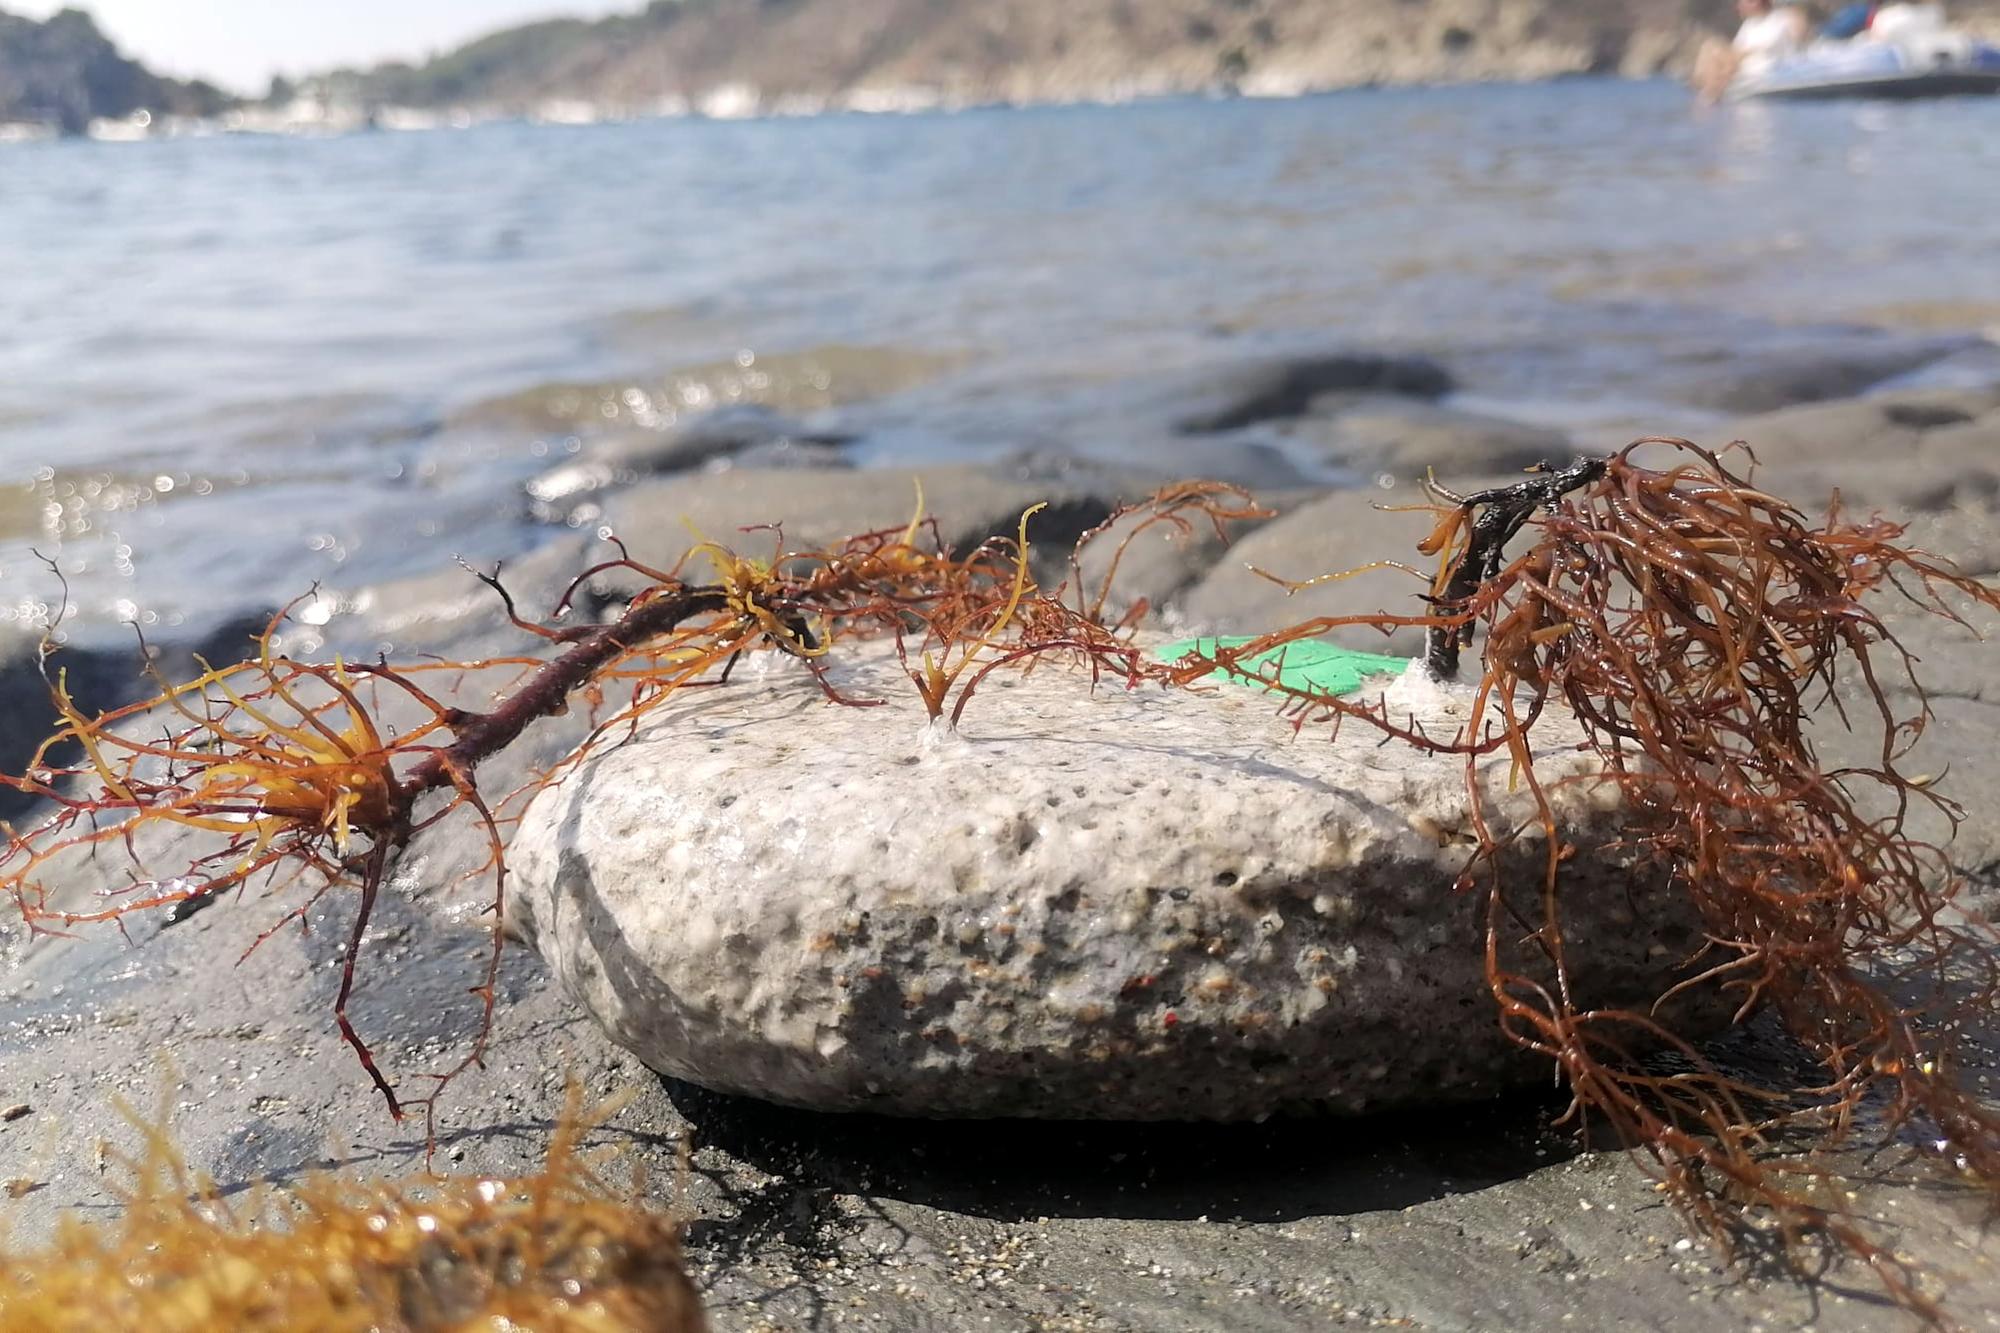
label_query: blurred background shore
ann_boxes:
[9,1,1997,139]
[2,1,1997,645]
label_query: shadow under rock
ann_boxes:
[659,1073,1578,1228]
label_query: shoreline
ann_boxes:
[10,0,2000,144]
[8,71,1705,145]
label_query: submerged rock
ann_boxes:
[0,614,272,822]
[1172,352,1454,433]
[509,642,1725,1120]
[1280,396,1572,481]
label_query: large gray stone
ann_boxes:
[1897,506,2000,578]
[1719,388,1999,463]
[1720,395,2000,516]
[1919,410,2000,467]
[1719,398,1924,468]
[1679,336,1976,414]
[509,641,1725,1121]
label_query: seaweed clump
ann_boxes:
[0,487,1208,1132]
[1183,440,2000,1320]
[4,452,2000,1320]
[0,1086,705,1332]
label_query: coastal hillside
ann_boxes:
[0,6,225,132]
[14,1,2000,130]
[317,0,2000,112]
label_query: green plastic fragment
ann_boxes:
[1155,636,1410,698]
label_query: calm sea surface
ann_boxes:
[3,79,1997,632]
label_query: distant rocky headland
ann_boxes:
[0,7,223,136]
[12,0,2000,138]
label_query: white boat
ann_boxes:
[1731,7,2000,101]
[1732,39,2000,99]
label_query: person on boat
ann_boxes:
[1856,3,1982,67]
[1734,0,1813,70]
[1866,3,1951,43]
[1822,3,1877,39]
[1820,3,1965,46]
[1694,0,1811,99]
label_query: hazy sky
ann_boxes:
[15,2,636,94]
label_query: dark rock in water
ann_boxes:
[1280,395,1572,481]
[0,613,272,822]
[0,628,71,822]
[1174,353,1455,433]
[987,449,1320,596]
[1681,336,1978,415]
[1876,386,2000,428]
[985,448,1270,557]
[817,350,1453,488]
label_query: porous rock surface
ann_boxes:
[510,641,1724,1120]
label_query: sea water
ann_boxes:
[1,79,1996,630]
